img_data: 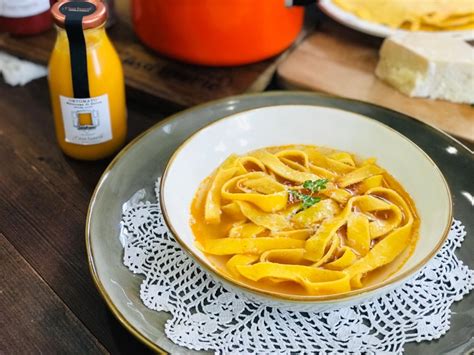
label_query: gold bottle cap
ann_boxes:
[51,0,107,30]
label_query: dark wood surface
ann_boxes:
[0,0,293,108]
[0,58,472,355]
[0,78,158,354]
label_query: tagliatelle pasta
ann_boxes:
[191,145,419,296]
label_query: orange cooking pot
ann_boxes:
[131,0,308,66]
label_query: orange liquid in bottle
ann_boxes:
[48,24,127,160]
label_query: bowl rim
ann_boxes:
[160,104,453,303]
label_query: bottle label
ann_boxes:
[60,95,113,146]
[0,0,50,18]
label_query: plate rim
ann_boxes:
[85,91,471,353]
[318,0,474,40]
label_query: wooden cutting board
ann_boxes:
[0,0,304,108]
[277,20,474,141]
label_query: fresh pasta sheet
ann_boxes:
[332,0,474,31]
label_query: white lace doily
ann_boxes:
[120,181,473,354]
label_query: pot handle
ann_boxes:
[285,0,315,6]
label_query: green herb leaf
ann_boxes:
[289,190,304,201]
[289,190,322,210]
[302,196,321,209]
[302,179,329,193]
[290,179,328,210]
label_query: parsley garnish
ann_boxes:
[289,179,329,210]
[290,190,321,209]
[302,178,329,193]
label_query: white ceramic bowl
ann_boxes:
[161,105,452,312]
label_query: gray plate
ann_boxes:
[86,92,473,354]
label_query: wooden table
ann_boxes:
[0,78,157,354]
[1,72,472,354]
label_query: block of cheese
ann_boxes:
[375,34,474,104]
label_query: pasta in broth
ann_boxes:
[191,145,419,296]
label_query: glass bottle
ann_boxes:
[48,0,127,160]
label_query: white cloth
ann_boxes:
[120,179,473,354]
[0,51,47,86]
